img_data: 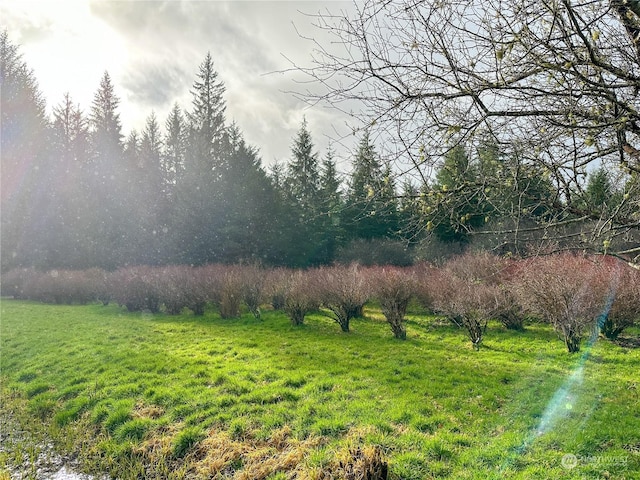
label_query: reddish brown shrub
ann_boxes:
[85,268,112,306]
[517,254,609,352]
[411,262,438,313]
[444,251,508,286]
[282,270,320,326]
[111,266,162,313]
[264,268,290,310]
[430,266,497,349]
[1,268,40,299]
[596,259,640,339]
[315,264,371,332]
[369,267,416,340]
[156,265,190,315]
[218,266,244,319]
[238,265,266,319]
[25,269,102,305]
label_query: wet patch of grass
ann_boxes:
[1,300,639,479]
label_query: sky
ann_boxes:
[1,0,357,168]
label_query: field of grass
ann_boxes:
[1,299,639,479]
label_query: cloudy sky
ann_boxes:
[1,0,358,167]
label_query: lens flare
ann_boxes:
[500,268,619,472]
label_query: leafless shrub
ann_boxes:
[411,262,436,312]
[156,265,190,315]
[283,270,320,326]
[1,268,40,299]
[517,254,609,352]
[369,267,416,339]
[217,266,243,319]
[315,264,371,332]
[430,266,497,349]
[238,265,266,319]
[111,266,162,313]
[597,258,640,339]
[264,268,290,310]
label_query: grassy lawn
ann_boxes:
[1,300,639,479]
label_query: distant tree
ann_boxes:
[580,167,616,216]
[343,131,399,241]
[281,118,327,266]
[134,112,167,264]
[316,146,344,263]
[47,94,93,268]
[173,53,228,264]
[162,103,186,193]
[398,181,422,244]
[214,124,286,264]
[0,31,50,271]
[298,0,640,266]
[123,130,141,166]
[286,117,321,211]
[428,145,487,244]
[185,51,226,171]
[87,71,129,268]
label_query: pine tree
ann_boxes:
[186,52,226,176]
[286,117,321,211]
[316,146,344,263]
[162,103,186,191]
[343,131,396,240]
[173,53,229,264]
[1,31,50,270]
[282,118,327,265]
[87,71,130,267]
[48,94,94,268]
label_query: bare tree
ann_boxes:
[295,0,640,266]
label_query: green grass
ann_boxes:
[1,300,639,479]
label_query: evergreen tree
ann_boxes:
[582,167,614,215]
[1,31,50,270]
[343,131,397,241]
[319,145,342,212]
[133,112,167,264]
[47,94,93,268]
[185,52,226,176]
[213,124,287,263]
[286,117,321,211]
[316,146,344,263]
[123,130,141,166]
[282,118,327,265]
[398,181,422,243]
[162,103,186,193]
[428,144,483,243]
[173,53,228,264]
[87,71,129,267]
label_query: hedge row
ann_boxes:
[2,253,639,352]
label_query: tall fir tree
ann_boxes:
[343,131,397,241]
[316,145,343,263]
[162,103,186,193]
[284,118,326,265]
[286,117,321,211]
[87,71,130,267]
[173,53,228,264]
[0,31,51,270]
[47,94,93,268]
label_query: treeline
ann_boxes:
[2,31,637,272]
[1,33,409,271]
[3,252,639,352]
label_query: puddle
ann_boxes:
[0,415,109,480]
[50,466,101,480]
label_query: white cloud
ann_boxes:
[1,0,357,166]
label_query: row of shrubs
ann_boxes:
[2,253,639,352]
